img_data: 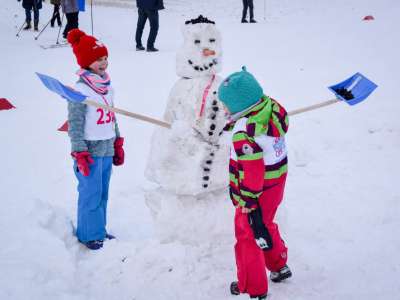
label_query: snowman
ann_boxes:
[145,15,230,197]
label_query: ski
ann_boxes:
[40,42,68,50]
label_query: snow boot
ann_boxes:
[270,265,292,283]
[23,22,31,30]
[136,45,145,51]
[231,281,267,299]
[241,19,248,23]
[250,293,268,300]
[105,233,116,240]
[230,281,240,295]
[250,19,257,23]
[146,46,159,52]
[34,22,39,31]
[83,240,104,250]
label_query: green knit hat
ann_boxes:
[218,66,263,114]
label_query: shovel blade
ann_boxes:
[36,72,88,103]
[328,72,378,105]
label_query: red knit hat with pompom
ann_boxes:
[67,29,108,68]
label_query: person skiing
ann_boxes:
[218,67,291,299]
[50,0,62,28]
[18,0,42,31]
[66,29,124,250]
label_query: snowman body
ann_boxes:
[145,18,230,196]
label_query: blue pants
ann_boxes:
[74,157,113,243]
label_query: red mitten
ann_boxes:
[113,137,125,166]
[72,151,94,176]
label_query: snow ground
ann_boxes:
[1,0,400,299]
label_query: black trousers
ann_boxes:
[50,4,61,26]
[135,8,159,48]
[242,0,254,20]
[63,12,79,38]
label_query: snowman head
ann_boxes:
[176,15,222,78]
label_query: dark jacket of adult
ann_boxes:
[50,0,61,5]
[136,0,164,10]
[61,0,79,14]
[22,0,42,10]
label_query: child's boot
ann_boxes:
[83,240,104,250]
[23,21,31,30]
[231,281,268,299]
[230,281,240,295]
[270,264,292,283]
[105,233,116,240]
[250,293,268,300]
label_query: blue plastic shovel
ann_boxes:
[288,72,377,116]
[36,72,171,128]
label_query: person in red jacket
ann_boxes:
[218,67,292,299]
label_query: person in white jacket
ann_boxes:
[67,29,125,250]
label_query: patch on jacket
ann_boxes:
[242,143,254,155]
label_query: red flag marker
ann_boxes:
[0,98,16,110]
[363,15,375,21]
[58,120,68,132]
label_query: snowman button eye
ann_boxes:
[194,39,201,44]
[209,38,216,43]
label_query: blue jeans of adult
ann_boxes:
[74,156,113,243]
[25,8,39,24]
[135,8,159,48]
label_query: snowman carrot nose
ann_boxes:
[203,48,216,56]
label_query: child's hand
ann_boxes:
[113,137,125,166]
[236,205,256,214]
[72,151,94,176]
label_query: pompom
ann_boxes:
[67,29,86,45]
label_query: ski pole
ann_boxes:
[16,20,26,37]
[56,13,65,44]
[34,16,52,40]
[90,0,94,35]
[263,0,266,21]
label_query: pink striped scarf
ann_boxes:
[77,69,111,95]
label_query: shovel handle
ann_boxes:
[288,98,340,116]
[86,97,341,129]
[84,99,172,129]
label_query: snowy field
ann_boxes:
[1,0,400,299]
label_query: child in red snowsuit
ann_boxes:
[218,67,292,299]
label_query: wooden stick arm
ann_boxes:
[84,97,341,129]
[84,99,171,129]
[288,98,340,116]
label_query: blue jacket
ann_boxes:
[136,0,164,10]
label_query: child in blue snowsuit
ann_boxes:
[66,29,125,250]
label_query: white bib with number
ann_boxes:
[75,82,116,141]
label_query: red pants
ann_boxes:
[234,175,288,297]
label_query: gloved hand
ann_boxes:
[113,137,124,166]
[72,151,94,176]
[248,207,273,251]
